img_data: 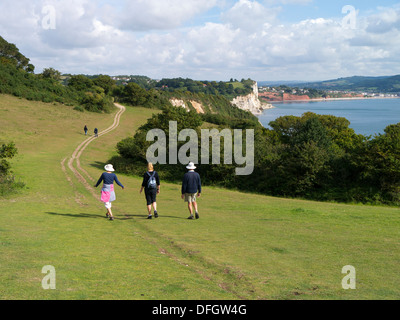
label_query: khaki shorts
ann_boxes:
[184,193,197,203]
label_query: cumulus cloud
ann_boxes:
[118,0,220,31]
[221,0,280,31]
[365,7,400,34]
[0,0,400,80]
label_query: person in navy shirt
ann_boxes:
[181,162,201,220]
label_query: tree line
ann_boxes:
[112,107,400,206]
[154,78,254,98]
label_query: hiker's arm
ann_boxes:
[140,174,146,193]
[198,175,202,195]
[181,175,187,196]
[181,177,185,199]
[114,175,124,189]
[94,174,104,188]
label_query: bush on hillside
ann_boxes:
[0,142,25,196]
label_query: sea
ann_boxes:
[258,98,400,136]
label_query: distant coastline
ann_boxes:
[263,96,400,106]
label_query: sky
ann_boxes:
[1,0,400,81]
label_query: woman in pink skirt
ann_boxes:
[94,164,125,221]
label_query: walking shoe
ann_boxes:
[147,215,153,220]
[154,212,159,218]
[188,215,194,220]
[109,216,114,221]
[195,212,200,220]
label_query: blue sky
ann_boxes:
[277,1,399,22]
[1,0,400,81]
[187,1,400,26]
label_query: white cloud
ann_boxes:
[365,7,400,34]
[221,0,280,31]
[0,0,400,80]
[118,0,220,31]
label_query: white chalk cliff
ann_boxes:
[169,82,272,116]
[231,82,273,115]
[169,98,205,114]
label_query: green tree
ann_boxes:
[26,64,35,73]
[278,117,333,195]
[0,142,18,176]
[68,75,94,91]
[0,142,25,195]
[0,36,31,70]
[41,67,61,81]
[81,86,113,113]
[122,82,149,106]
[93,75,116,95]
[356,123,400,203]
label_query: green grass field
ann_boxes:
[1,94,399,300]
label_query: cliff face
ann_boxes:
[169,82,273,116]
[231,82,273,115]
[169,98,205,114]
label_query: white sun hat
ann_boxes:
[186,162,197,170]
[104,164,115,172]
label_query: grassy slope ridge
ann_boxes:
[299,75,400,92]
[0,94,399,300]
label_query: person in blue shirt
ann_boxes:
[94,164,124,221]
[181,162,201,220]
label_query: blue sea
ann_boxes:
[258,98,400,136]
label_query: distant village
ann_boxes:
[258,86,400,101]
[111,76,141,86]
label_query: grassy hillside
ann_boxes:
[1,94,399,300]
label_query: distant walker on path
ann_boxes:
[94,164,124,221]
[181,162,201,220]
[94,128,98,138]
[84,125,88,136]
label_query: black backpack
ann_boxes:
[147,172,157,190]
